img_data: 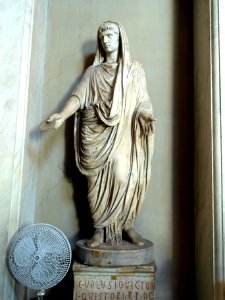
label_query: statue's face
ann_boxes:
[98,23,120,55]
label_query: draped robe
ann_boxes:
[72,22,154,244]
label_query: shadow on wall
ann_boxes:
[30,42,96,143]
[47,47,96,300]
[172,1,195,299]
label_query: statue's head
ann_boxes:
[93,21,130,67]
[98,22,120,56]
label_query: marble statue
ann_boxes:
[41,21,155,248]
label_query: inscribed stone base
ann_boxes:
[73,260,156,300]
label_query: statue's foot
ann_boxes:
[86,228,104,248]
[124,227,145,246]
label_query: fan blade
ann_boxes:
[12,236,36,268]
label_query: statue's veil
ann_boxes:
[92,21,132,126]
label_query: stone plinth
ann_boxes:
[75,240,154,267]
[73,260,156,300]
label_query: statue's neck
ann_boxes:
[105,50,119,64]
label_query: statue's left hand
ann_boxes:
[139,111,156,135]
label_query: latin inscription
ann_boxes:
[74,277,155,300]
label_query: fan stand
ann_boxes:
[31,290,47,300]
[37,290,45,300]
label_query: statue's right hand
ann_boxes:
[47,113,65,130]
[40,113,65,132]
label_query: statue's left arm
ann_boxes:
[136,65,156,135]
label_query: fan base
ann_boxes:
[30,297,48,300]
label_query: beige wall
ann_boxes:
[0,0,195,299]
[36,1,194,299]
[6,0,225,299]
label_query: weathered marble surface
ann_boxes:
[43,21,155,247]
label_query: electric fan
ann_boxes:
[7,223,72,300]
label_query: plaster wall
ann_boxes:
[36,1,194,299]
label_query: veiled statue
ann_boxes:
[41,21,155,248]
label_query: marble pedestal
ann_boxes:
[73,261,156,300]
[75,240,154,267]
[73,240,156,300]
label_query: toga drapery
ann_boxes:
[72,22,154,244]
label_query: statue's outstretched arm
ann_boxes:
[40,96,80,131]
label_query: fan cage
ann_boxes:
[7,223,72,291]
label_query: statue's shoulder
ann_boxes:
[81,65,95,80]
[84,64,103,75]
[131,60,144,71]
[130,60,146,78]
[84,65,94,74]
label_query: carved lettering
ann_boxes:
[74,291,155,300]
[74,276,155,300]
[77,279,154,291]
